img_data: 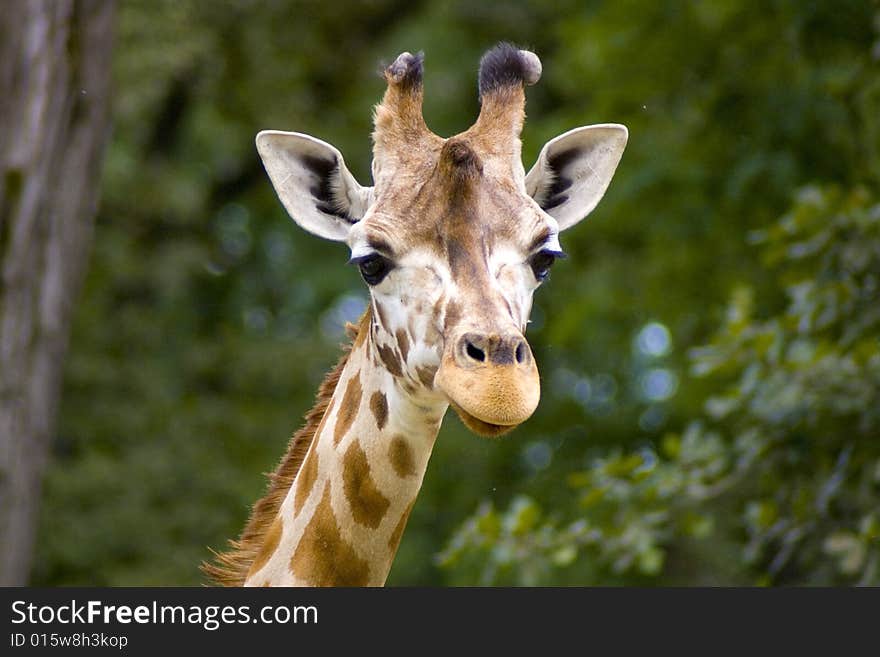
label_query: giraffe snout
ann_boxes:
[436,329,540,437]
[458,332,532,368]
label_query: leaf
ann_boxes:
[823,532,866,576]
[505,496,541,536]
[706,395,739,419]
[552,545,578,567]
[638,547,665,575]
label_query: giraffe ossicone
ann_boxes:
[205,42,627,587]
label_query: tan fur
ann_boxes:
[207,46,623,587]
[363,65,549,441]
[471,86,527,160]
[371,55,443,191]
[342,440,391,529]
[201,310,370,586]
[289,483,372,586]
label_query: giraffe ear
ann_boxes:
[525,124,628,231]
[256,130,374,241]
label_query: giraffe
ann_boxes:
[204,43,627,586]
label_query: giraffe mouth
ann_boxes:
[435,328,541,436]
[448,402,519,438]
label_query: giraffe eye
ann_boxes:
[529,249,565,282]
[350,254,393,285]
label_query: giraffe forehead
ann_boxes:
[357,185,552,263]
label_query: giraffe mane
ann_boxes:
[201,308,371,586]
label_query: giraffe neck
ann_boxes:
[244,315,448,586]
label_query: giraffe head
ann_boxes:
[256,44,627,437]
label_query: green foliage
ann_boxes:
[32,0,880,585]
[440,186,880,585]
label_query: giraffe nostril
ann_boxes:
[466,341,486,362]
[515,341,526,364]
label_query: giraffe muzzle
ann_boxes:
[435,330,541,437]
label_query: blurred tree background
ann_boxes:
[30,0,879,585]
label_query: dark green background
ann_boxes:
[33,0,880,585]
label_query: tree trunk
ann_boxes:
[0,0,115,585]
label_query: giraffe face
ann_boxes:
[255,46,627,436]
[344,142,561,435]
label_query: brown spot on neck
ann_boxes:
[388,500,416,553]
[293,446,319,513]
[334,373,363,446]
[247,516,283,578]
[343,441,391,529]
[370,390,388,430]
[389,435,416,478]
[377,342,404,378]
[416,365,438,389]
[396,328,410,363]
[290,483,371,586]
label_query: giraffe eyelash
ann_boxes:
[349,253,394,285]
[528,249,566,282]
